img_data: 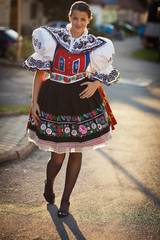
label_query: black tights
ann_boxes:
[46,152,82,206]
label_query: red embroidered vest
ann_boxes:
[50,44,90,76]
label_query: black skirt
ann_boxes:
[27,77,112,153]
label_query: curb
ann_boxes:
[0,134,36,166]
[0,112,36,166]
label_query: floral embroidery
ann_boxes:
[98,124,102,130]
[90,68,120,86]
[50,72,89,84]
[45,113,50,119]
[49,114,54,120]
[33,38,42,49]
[98,116,106,124]
[66,116,72,122]
[29,103,110,138]
[91,123,96,129]
[46,128,52,135]
[57,125,62,136]
[31,119,35,125]
[42,26,106,54]
[71,130,77,136]
[28,128,112,153]
[64,127,70,133]
[23,57,51,71]
[41,124,46,130]
[79,125,88,135]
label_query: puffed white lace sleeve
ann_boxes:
[23,27,57,71]
[89,38,120,86]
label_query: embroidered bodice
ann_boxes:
[51,44,89,75]
[23,24,120,86]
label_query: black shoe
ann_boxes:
[57,201,70,218]
[43,180,55,204]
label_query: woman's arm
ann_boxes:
[31,70,46,124]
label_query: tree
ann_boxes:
[137,0,149,9]
[38,0,90,22]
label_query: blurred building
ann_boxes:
[0,0,148,35]
[116,0,148,26]
[90,0,120,25]
[0,0,46,35]
[142,0,160,48]
[90,0,147,26]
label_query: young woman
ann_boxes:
[23,1,120,218]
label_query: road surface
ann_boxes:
[0,37,160,240]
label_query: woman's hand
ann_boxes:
[31,102,41,125]
[79,80,102,99]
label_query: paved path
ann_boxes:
[0,115,27,155]
[0,83,160,239]
[0,36,160,239]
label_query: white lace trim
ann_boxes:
[28,129,112,153]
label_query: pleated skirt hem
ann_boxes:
[28,128,112,153]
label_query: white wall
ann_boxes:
[102,7,118,24]
[118,9,148,26]
[90,4,118,25]
[90,5,102,26]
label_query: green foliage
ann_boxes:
[88,28,106,38]
[38,0,91,22]
[87,15,106,37]
[21,38,34,59]
[137,0,148,9]
[133,48,160,63]
[5,38,33,60]
[5,46,17,60]
[0,105,30,114]
[21,37,34,59]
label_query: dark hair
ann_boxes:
[69,1,92,18]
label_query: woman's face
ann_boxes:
[69,10,91,37]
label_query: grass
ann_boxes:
[133,48,160,63]
[0,105,30,114]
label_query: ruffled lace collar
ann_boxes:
[42,25,106,54]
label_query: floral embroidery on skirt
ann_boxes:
[27,77,112,153]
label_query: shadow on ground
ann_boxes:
[98,149,160,207]
[47,204,86,240]
[104,83,160,116]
